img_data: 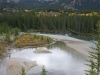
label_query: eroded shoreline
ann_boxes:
[38,34,93,56]
[0,33,93,75]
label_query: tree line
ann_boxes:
[19,20,100,75]
[0,11,100,35]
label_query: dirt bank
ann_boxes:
[38,34,93,56]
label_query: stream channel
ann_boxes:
[0,33,94,75]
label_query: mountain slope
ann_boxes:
[0,0,100,10]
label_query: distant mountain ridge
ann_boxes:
[0,0,100,10]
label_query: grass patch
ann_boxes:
[0,51,3,56]
[14,34,54,48]
[0,42,8,56]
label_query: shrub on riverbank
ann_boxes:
[0,24,21,56]
[0,23,21,43]
[0,42,8,56]
[20,67,26,75]
[14,34,54,48]
[41,66,47,75]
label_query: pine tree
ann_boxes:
[85,59,96,75]
[20,67,26,75]
[85,20,100,75]
[41,66,47,75]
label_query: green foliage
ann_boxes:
[0,23,21,43]
[46,38,50,43]
[13,28,21,36]
[41,66,47,75]
[0,51,3,56]
[85,59,96,75]
[0,11,100,35]
[34,34,38,39]
[41,36,44,40]
[14,34,54,48]
[85,20,100,75]
[20,67,26,75]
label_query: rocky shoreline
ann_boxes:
[0,33,93,75]
[6,58,37,75]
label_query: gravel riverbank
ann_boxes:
[38,34,92,56]
[0,33,93,75]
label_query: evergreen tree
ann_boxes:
[0,23,21,43]
[20,67,26,75]
[85,20,100,75]
[41,66,47,75]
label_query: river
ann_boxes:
[0,33,94,75]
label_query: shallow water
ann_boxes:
[1,41,88,75]
[32,32,95,41]
[0,58,8,75]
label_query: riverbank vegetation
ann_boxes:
[20,67,26,75]
[41,66,47,75]
[14,34,54,48]
[0,42,8,56]
[0,24,20,56]
[85,21,100,75]
[0,23,21,43]
[1,10,100,55]
[0,23,54,55]
[0,11,100,35]
[20,66,47,75]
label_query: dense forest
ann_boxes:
[0,11,100,35]
[0,1,100,75]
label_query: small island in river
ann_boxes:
[0,33,54,75]
[14,33,54,48]
[0,33,54,57]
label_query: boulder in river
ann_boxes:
[6,58,37,75]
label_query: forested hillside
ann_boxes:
[0,11,100,35]
[0,0,100,35]
[0,0,100,10]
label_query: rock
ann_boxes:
[6,58,22,75]
[6,58,37,75]
[24,61,37,71]
[34,47,52,54]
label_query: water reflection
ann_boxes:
[1,41,88,75]
[47,41,67,50]
[67,33,96,41]
[32,32,95,41]
[0,58,8,75]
